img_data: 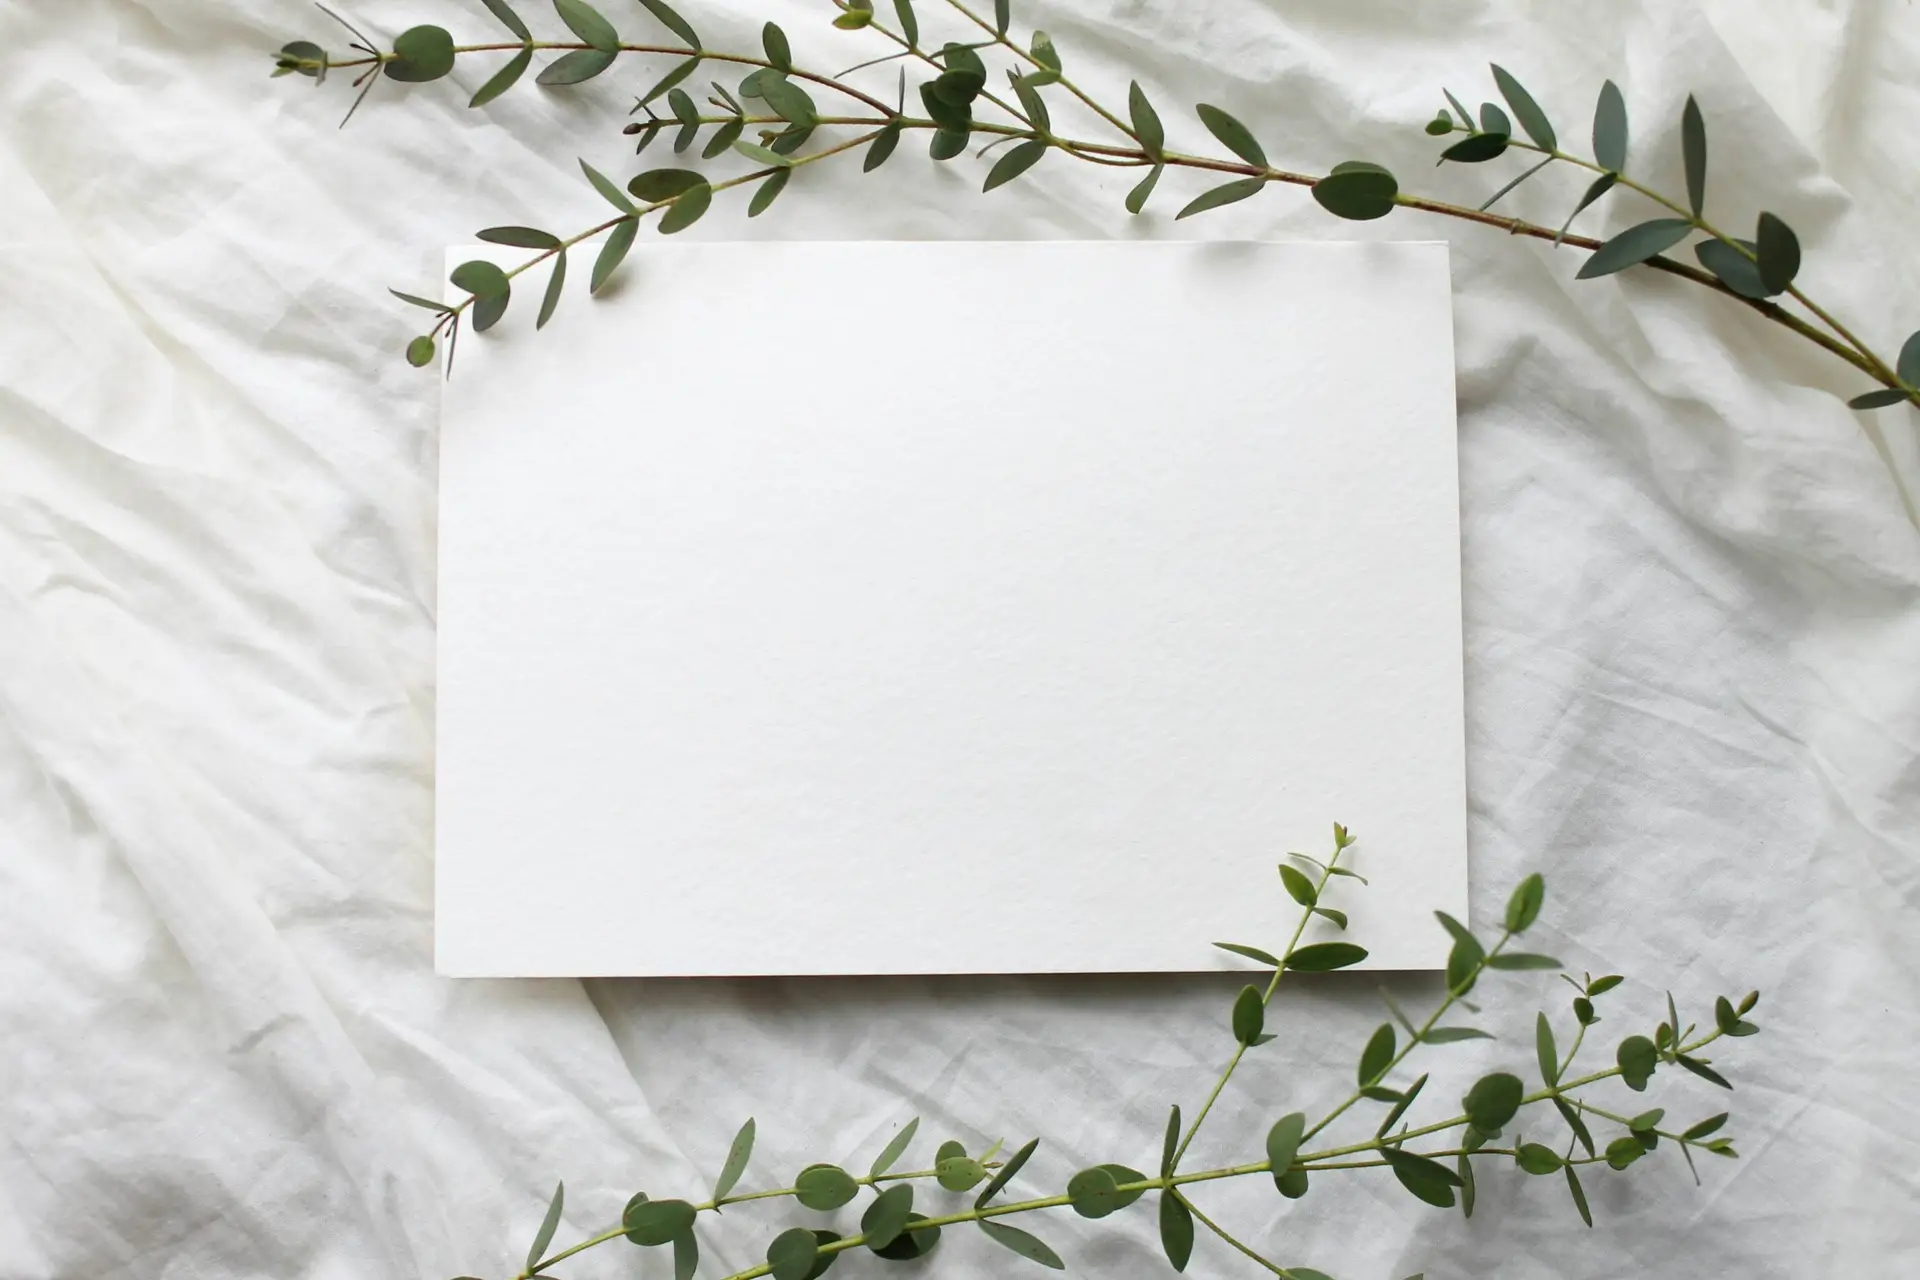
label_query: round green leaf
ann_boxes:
[385,25,456,82]
[1479,102,1512,137]
[624,1198,697,1247]
[929,127,969,162]
[932,68,985,108]
[1462,1072,1523,1131]
[1617,1035,1658,1091]
[450,260,510,299]
[935,1149,985,1192]
[1275,1167,1309,1199]
[276,41,326,79]
[1265,1112,1305,1181]
[405,335,436,367]
[1695,239,1768,300]
[795,1165,858,1212]
[871,1213,941,1260]
[1424,112,1453,136]
[1605,1135,1644,1169]
[1095,1164,1147,1210]
[861,1185,913,1249]
[1067,1165,1121,1219]
[471,289,508,332]
[766,1227,818,1280]
[759,74,818,127]
[1514,1143,1563,1175]
[1312,161,1398,221]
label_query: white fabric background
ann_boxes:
[2,2,1917,1278]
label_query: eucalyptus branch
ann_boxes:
[441,817,1759,1280]
[274,0,1920,517]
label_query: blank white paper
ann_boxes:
[435,241,1465,977]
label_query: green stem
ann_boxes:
[1175,1188,1294,1277]
[1170,837,1348,1171]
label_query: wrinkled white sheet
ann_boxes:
[2,2,1917,1278]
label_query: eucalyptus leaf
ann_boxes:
[1755,212,1800,294]
[1554,1097,1595,1156]
[638,57,701,105]
[1605,1136,1644,1169]
[1313,161,1398,221]
[657,180,711,233]
[766,1227,818,1280]
[673,1228,698,1280]
[1682,94,1707,216]
[1376,1073,1428,1136]
[625,1198,697,1247]
[1565,1165,1593,1226]
[538,48,618,85]
[1490,64,1555,150]
[1514,1143,1563,1175]
[1617,1035,1658,1091]
[527,1181,564,1271]
[390,288,455,314]
[1555,171,1617,244]
[1382,1148,1460,1208]
[796,1164,858,1211]
[979,1221,1063,1270]
[762,21,791,70]
[747,168,790,217]
[1479,102,1511,137]
[638,0,702,49]
[1677,1054,1732,1089]
[1067,1166,1122,1219]
[939,43,985,77]
[554,0,619,51]
[479,225,562,249]
[1231,984,1265,1045]
[1358,1023,1395,1086]
[405,334,436,366]
[974,1137,1038,1208]
[1576,218,1691,278]
[1593,79,1628,171]
[1900,331,1920,387]
[1196,103,1267,168]
[1214,942,1280,967]
[703,118,744,160]
[929,127,969,161]
[590,218,637,293]
[629,167,706,201]
[1158,1193,1194,1272]
[861,1185,913,1249]
[1160,1105,1179,1177]
[933,69,986,108]
[1505,874,1545,932]
[870,1117,919,1178]
[894,0,919,47]
[1695,239,1769,300]
[1129,81,1164,158]
[984,139,1047,192]
[534,248,566,329]
[471,47,534,107]
[1487,953,1563,971]
[870,1214,941,1260]
[864,123,902,171]
[1265,1111,1305,1179]
[1445,934,1484,994]
[1422,1025,1492,1044]
[480,0,533,39]
[385,25,456,82]
[1683,1113,1728,1140]
[580,158,639,214]
[993,0,1010,35]
[1279,864,1319,907]
[1285,941,1368,972]
[1440,132,1509,163]
[451,260,510,298]
[1848,388,1910,410]
[1125,162,1163,214]
[1010,76,1050,133]
[759,75,818,127]
[1030,31,1061,74]
[1463,1072,1523,1131]
[768,122,813,155]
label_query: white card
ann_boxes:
[435,241,1465,977]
